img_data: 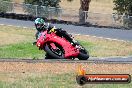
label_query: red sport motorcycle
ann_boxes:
[35,28,89,60]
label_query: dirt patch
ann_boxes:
[11,0,115,26]
[0,61,131,88]
[74,35,132,56]
[0,25,35,46]
[60,0,114,14]
[0,31,27,46]
[12,0,114,14]
[0,62,132,74]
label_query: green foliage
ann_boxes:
[24,0,62,18]
[0,0,12,12]
[113,0,132,15]
[24,0,61,7]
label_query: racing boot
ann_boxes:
[32,41,37,45]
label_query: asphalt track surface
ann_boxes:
[0,18,132,41]
[0,58,132,64]
[0,18,132,63]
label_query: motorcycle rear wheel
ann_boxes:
[78,51,89,60]
[77,45,89,60]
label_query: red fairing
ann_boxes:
[36,30,80,59]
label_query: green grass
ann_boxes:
[0,40,93,59]
[0,72,131,88]
[0,42,44,59]
[77,39,132,57]
[0,25,132,58]
[0,40,94,59]
[0,73,77,88]
[0,35,132,59]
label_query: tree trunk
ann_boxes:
[79,0,91,24]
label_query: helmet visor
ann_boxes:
[35,24,43,29]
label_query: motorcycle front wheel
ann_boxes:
[44,42,65,59]
[45,53,56,59]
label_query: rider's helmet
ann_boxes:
[35,18,45,31]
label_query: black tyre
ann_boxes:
[45,53,56,59]
[44,43,65,59]
[77,45,89,60]
[78,51,89,60]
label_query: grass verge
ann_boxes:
[0,42,44,59]
[0,25,132,59]
[0,72,131,88]
[0,61,132,88]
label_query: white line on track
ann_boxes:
[0,23,129,42]
[72,33,127,42]
[0,23,131,59]
[89,55,132,60]
[0,24,129,42]
[0,24,4,26]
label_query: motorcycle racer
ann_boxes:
[33,18,77,46]
[33,18,89,60]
